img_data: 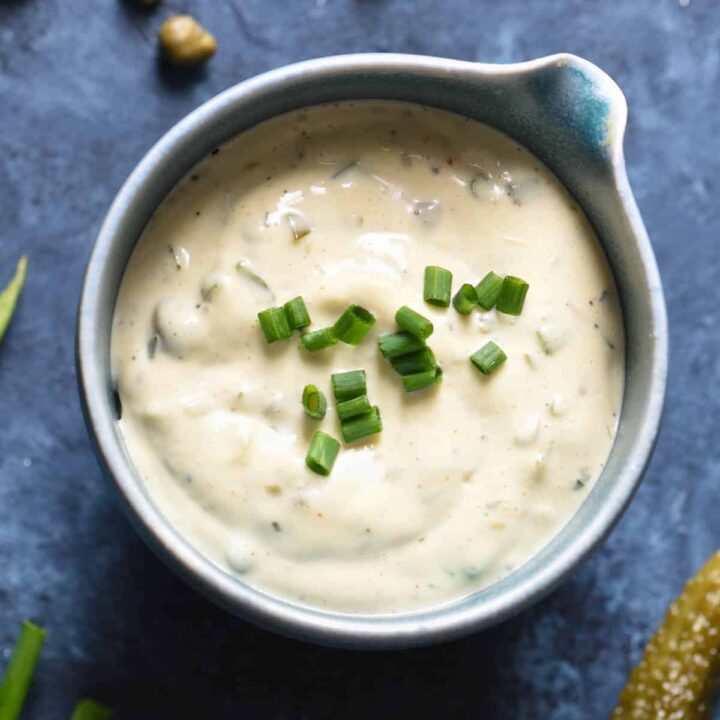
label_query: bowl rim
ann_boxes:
[77,52,668,649]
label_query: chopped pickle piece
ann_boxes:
[612,551,720,719]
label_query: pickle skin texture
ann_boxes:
[612,551,720,720]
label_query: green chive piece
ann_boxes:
[474,271,504,310]
[470,341,507,375]
[0,255,27,345]
[305,431,341,476]
[377,331,426,359]
[336,394,372,421]
[333,304,376,345]
[331,370,367,402]
[283,296,311,330]
[423,265,453,307]
[257,307,292,344]
[395,305,433,340]
[0,620,46,720]
[69,699,113,720]
[302,384,327,420]
[452,283,478,315]
[496,276,529,316]
[402,366,443,392]
[341,406,382,443]
[300,328,338,351]
[390,348,436,376]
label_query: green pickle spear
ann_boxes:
[612,551,720,719]
[0,255,27,344]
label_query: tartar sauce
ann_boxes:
[112,101,624,613]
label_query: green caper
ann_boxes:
[158,15,217,65]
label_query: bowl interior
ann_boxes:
[78,54,667,648]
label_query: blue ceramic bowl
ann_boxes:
[77,54,667,648]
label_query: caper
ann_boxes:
[158,15,217,65]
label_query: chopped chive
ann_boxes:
[390,348,436,376]
[333,304,376,345]
[377,331,426,359]
[0,620,46,720]
[470,341,507,375]
[452,283,478,315]
[496,276,529,315]
[257,307,292,344]
[395,305,433,340]
[423,265,453,307]
[331,370,367,402]
[305,431,340,476]
[336,394,372,421]
[302,384,327,420]
[402,366,443,392]
[300,328,338,351]
[341,406,382,443]
[0,255,27,345]
[474,271,504,310]
[69,699,113,720]
[283,296,311,330]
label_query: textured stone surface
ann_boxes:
[0,1,718,718]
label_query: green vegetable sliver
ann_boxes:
[341,406,382,443]
[394,305,433,340]
[69,699,112,720]
[496,275,529,316]
[402,367,443,392]
[377,331,425,359]
[300,328,337,351]
[302,384,327,420]
[305,431,340,476]
[474,271,504,310]
[423,265,452,307]
[0,619,46,720]
[390,347,436,376]
[0,256,27,345]
[452,283,478,315]
[331,370,367,402]
[333,304,376,345]
[336,394,372,422]
[470,341,507,376]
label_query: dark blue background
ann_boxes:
[1,1,718,718]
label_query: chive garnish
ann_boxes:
[305,431,340,476]
[402,366,443,392]
[377,331,426,359]
[336,394,372,421]
[0,620,46,720]
[69,699,112,720]
[475,271,504,310]
[302,384,327,420]
[257,307,292,344]
[300,328,338,351]
[390,347,436,376]
[0,255,27,345]
[496,276,529,316]
[470,341,507,375]
[331,370,367,402]
[284,296,311,330]
[341,406,382,443]
[423,265,453,307]
[395,305,433,340]
[452,283,478,315]
[333,304,376,345]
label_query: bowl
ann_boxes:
[77,53,668,649]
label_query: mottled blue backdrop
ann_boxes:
[0,1,718,718]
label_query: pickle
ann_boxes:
[612,551,720,719]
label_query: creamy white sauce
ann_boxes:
[111,101,624,613]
